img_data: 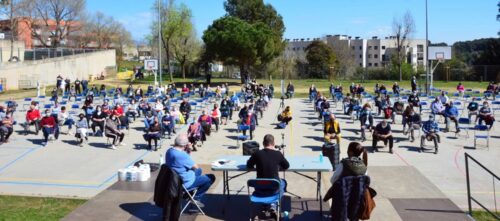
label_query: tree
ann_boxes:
[305,40,337,79]
[113,22,133,61]
[203,16,275,83]
[21,0,85,48]
[87,12,114,48]
[392,11,415,81]
[0,0,28,61]
[173,29,201,79]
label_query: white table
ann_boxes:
[211,155,332,214]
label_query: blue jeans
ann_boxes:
[187,168,213,200]
[64,119,75,129]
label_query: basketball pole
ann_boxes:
[158,0,162,87]
[425,0,429,94]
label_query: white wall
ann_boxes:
[0,50,116,90]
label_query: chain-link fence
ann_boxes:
[24,48,103,61]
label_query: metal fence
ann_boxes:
[24,48,103,61]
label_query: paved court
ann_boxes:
[1,94,499,220]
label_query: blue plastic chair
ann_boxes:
[474,125,489,149]
[237,125,250,147]
[456,118,471,138]
[247,179,282,221]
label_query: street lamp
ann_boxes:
[158,0,162,86]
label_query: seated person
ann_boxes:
[138,99,150,117]
[421,115,440,154]
[330,142,368,185]
[444,102,460,133]
[25,105,41,135]
[246,134,290,218]
[381,95,393,119]
[467,99,479,123]
[359,104,374,142]
[406,109,422,142]
[407,91,421,112]
[392,100,405,122]
[286,82,294,99]
[40,109,58,146]
[324,114,341,145]
[198,110,213,136]
[126,99,139,121]
[57,106,75,134]
[372,120,394,154]
[75,113,89,147]
[112,104,129,129]
[105,115,125,149]
[402,106,413,132]
[187,119,204,151]
[478,101,495,129]
[431,98,445,116]
[439,91,449,104]
[165,134,216,205]
[144,118,161,150]
[91,106,107,136]
[278,106,293,125]
[144,113,155,131]
[161,112,176,137]
[0,114,14,143]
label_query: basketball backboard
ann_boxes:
[144,59,158,71]
[428,46,451,61]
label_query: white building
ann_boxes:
[286,34,427,70]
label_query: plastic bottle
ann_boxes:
[283,211,289,221]
[319,153,324,163]
[159,154,165,166]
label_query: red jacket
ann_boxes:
[40,116,56,127]
[26,109,41,121]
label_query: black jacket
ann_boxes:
[154,165,182,221]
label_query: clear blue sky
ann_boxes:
[87,0,499,44]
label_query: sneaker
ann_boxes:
[419,147,423,153]
[42,142,47,147]
[434,149,438,154]
[79,143,83,147]
[119,142,126,146]
[68,132,74,136]
[111,145,117,150]
[389,149,393,154]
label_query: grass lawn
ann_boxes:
[471,210,500,221]
[0,195,86,221]
[0,75,490,101]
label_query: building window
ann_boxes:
[351,46,355,50]
[359,54,362,58]
[374,54,378,59]
[368,54,372,58]
[359,46,362,50]
[368,63,372,67]
[360,63,363,67]
[374,46,378,50]
[382,46,386,50]
[417,44,424,53]
[374,63,378,67]
[382,55,386,61]
[368,46,372,50]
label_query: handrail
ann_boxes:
[464,152,499,220]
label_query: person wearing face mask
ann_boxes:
[91,105,107,136]
[359,103,374,142]
[406,109,422,142]
[421,115,440,154]
[144,118,161,151]
[40,110,57,146]
[372,120,394,154]
[478,101,494,129]
[75,113,89,146]
[105,115,125,149]
[161,112,175,137]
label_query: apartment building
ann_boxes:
[286,34,427,70]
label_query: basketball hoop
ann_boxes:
[435,52,445,63]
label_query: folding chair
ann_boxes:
[456,117,471,138]
[22,98,33,111]
[492,101,500,116]
[181,185,205,215]
[69,104,80,115]
[474,125,489,150]
[247,179,282,221]
[237,124,250,148]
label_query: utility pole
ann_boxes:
[158,0,162,87]
[425,0,429,94]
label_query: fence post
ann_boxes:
[465,153,472,215]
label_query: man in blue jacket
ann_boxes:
[444,101,460,133]
[421,115,440,154]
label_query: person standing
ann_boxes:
[246,134,290,218]
[74,78,81,95]
[411,76,417,92]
